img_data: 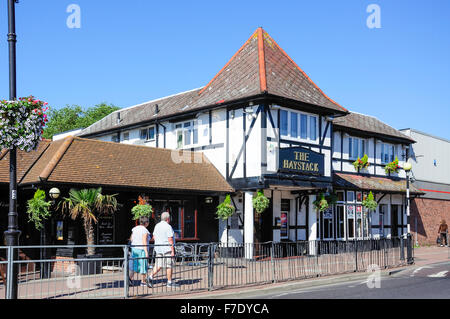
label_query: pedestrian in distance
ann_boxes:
[147,212,180,288]
[438,219,448,247]
[130,216,151,287]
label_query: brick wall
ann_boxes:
[410,198,450,245]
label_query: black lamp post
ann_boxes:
[4,0,20,299]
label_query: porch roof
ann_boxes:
[333,173,423,195]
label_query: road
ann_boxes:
[249,261,450,299]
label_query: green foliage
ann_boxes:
[313,193,329,212]
[362,191,378,211]
[131,204,153,220]
[384,156,400,174]
[26,189,51,230]
[353,154,370,171]
[313,192,338,212]
[216,194,235,220]
[43,103,120,139]
[252,190,270,214]
[60,187,118,255]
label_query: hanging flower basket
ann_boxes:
[0,96,48,152]
[313,193,329,212]
[131,195,153,221]
[252,190,270,215]
[216,194,235,220]
[362,191,377,211]
[353,154,370,171]
[384,156,400,174]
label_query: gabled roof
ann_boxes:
[0,137,233,194]
[80,28,347,137]
[333,112,415,143]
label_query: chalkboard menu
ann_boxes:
[97,216,114,245]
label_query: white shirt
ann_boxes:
[152,221,174,254]
[131,225,150,248]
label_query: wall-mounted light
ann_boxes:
[205,197,213,204]
[49,187,60,200]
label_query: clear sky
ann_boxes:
[0,0,449,139]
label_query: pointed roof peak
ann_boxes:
[197,28,347,113]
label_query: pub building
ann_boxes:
[1,28,421,253]
[77,28,422,247]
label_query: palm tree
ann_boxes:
[61,188,118,255]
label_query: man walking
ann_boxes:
[147,212,180,288]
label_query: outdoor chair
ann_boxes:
[174,243,195,263]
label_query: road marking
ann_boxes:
[410,266,432,277]
[427,271,448,278]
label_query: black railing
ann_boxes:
[0,236,413,299]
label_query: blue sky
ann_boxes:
[0,0,449,139]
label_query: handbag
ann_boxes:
[436,236,441,244]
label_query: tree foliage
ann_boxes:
[42,103,120,139]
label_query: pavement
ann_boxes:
[148,245,449,299]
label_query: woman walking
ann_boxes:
[130,216,151,287]
[438,219,448,247]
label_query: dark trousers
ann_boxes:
[439,232,448,246]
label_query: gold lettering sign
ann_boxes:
[281,150,321,173]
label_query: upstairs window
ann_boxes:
[279,109,318,141]
[349,137,366,160]
[140,126,156,141]
[175,120,198,149]
[381,143,395,163]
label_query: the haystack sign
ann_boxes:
[278,147,325,176]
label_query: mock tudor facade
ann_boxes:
[78,28,421,246]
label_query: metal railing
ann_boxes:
[0,236,413,299]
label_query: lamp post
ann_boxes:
[4,0,20,300]
[403,160,413,264]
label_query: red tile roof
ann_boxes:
[80,28,347,136]
[1,137,233,194]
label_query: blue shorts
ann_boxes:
[131,248,148,274]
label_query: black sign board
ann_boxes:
[97,216,114,245]
[278,147,325,176]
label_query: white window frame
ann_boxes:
[380,142,396,164]
[175,120,198,149]
[279,108,318,142]
[140,126,156,142]
[348,136,367,160]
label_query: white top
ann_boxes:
[131,225,150,248]
[152,221,174,254]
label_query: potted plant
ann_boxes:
[252,190,270,215]
[353,154,370,171]
[384,156,400,175]
[26,189,52,278]
[313,193,329,212]
[26,189,51,231]
[131,196,153,224]
[60,188,118,275]
[216,194,235,220]
[0,96,48,151]
[362,191,377,211]
[313,192,338,212]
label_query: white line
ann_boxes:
[428,271,448,278]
